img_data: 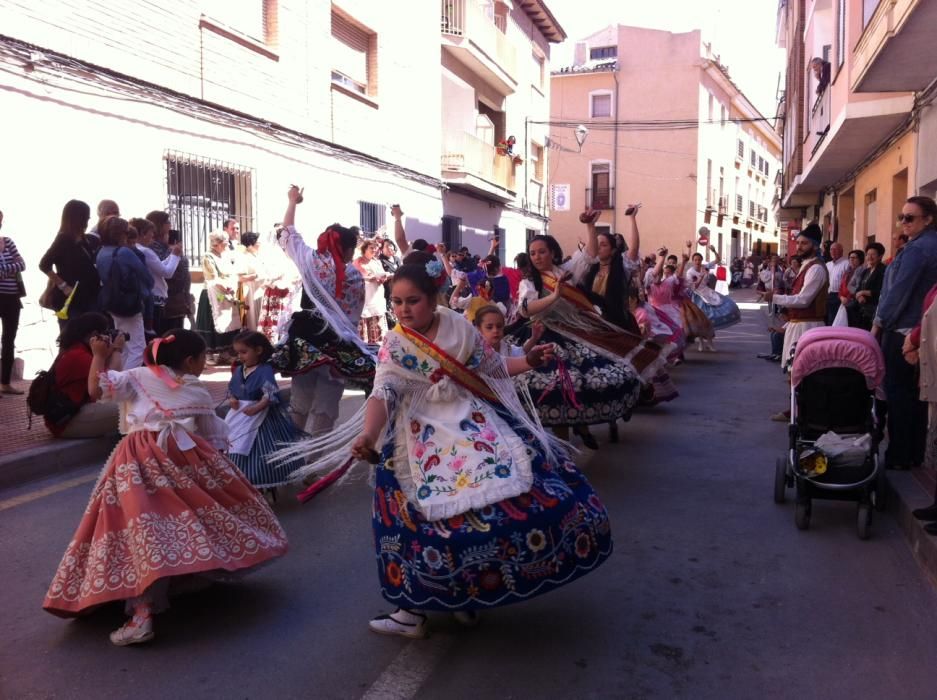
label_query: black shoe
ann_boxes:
[608,422,619,444]
[574,427,599,450]
[913,504,937,521]
[924,521,937,536]
[756,353,773,359]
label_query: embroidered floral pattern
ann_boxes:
[373,418,612,611]
[43,432,288,616]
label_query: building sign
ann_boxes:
[550,184,570,211]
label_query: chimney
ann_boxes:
[574,41,587,66]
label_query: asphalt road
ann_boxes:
[2,305,937,700]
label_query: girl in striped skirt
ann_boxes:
[226,330,304,491]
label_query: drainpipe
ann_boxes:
[612,65,620,234]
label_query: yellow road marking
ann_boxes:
[0,472,97,512]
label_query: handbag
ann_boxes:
[38,278,58,310]
[15,271,26,298]
[832,303,850,327]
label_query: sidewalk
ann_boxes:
[0,365,292,489]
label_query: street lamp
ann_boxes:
[575,124,588,151]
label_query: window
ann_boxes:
[736,194,743,212]
[758,156,765,174]
[737,139,744,160]
[475,114,495,146]
[590,162,611,209]
[706,159,713,207]
[533,51,545,89]
[531,142,544,182]
[331,9,376,98]
[442,215,462,252]
[589,46,617,60]
[862,0,880,28]
[202,0,274,44]
[750,149,757,168]
[749,200,756,217]
[720,104,727,128]
[590,92,612,118]
[837,0,846,68]
[864,189,878,240]
[358,201,386,237]
[708,93,714,122]
[164,150,255,266]
[526,228,538,244]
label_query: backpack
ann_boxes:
[99,248,144,317]
[26,358,79,429]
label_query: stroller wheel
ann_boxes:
[795,499,811,530]
[773,457,788,504]
[857,503,872,540]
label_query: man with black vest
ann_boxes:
[763,223,829,420]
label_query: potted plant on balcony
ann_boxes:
[512,155,523,166]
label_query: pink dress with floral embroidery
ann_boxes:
[42,366,288,617]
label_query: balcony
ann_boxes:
[808,87,832,157]
[585,187,614,210]
[441,130,516,201]
[441,0,518,94]
[853,0,937,92]
[784,90,913,205]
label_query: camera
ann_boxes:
[108,329,131,342]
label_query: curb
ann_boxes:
[0,436,118,490]
[888,470,937,585]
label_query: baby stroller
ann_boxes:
[773,327,886,539]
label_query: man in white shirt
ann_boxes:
[763,223,829,420]
[825,242,849,325]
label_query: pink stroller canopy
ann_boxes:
[791,326,885,397]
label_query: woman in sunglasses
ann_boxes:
[874,196,937,471]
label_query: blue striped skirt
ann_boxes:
[229,407,305,488]
[690,291,741,330]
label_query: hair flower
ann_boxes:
[425,259,444,279]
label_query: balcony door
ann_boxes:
[590,163,611,209]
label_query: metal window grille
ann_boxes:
[526,228,538,244]
[164,151,256,266]
[737,139,744,159]
[358,200,386,237]
[749,200,756,217]
[736,194,743,212]
[750,150,757,167]
[442,215,462,252]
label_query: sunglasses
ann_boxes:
[897,214,920,223]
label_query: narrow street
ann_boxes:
[2,304,936,699]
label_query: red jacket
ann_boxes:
[44,343,95,436]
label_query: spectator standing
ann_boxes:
[825,242,850,325]
[873,196,937,469]
[39,199,101,328]
[86,199,119,256]
[354,240,389,344]
[96,216,152,369]
[196,231,243,362]
[850,242,885,330]
[161,229,194,331]
[0,210,26,394]
[130,217,181,337]
[905,282,937,531]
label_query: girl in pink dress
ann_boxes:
[43,330,288,646]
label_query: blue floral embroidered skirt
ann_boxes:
[229,407,305,489]
[372,424,613,611]
[506,327,642,426]
[690,291,741,330]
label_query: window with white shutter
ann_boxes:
[332,10,373,95]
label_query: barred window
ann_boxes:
[358,200,386,237]
[736,194,743,212]
[442,215,463,252]
[164,151,256,265]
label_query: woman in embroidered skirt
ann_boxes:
[277,253,612,638]
[43,329,288,645]
[354,240,391,344]
[225,330,305,491]
[685,247,741,347]
[646,247,689,365]
[195,232,243,360]
[507,211,665,449]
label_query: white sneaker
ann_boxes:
[109,616,154,646]
[697,339,704,352]
[453,610,481,627]
[369,609,428,639]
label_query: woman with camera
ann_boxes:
[44,312,122,438]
